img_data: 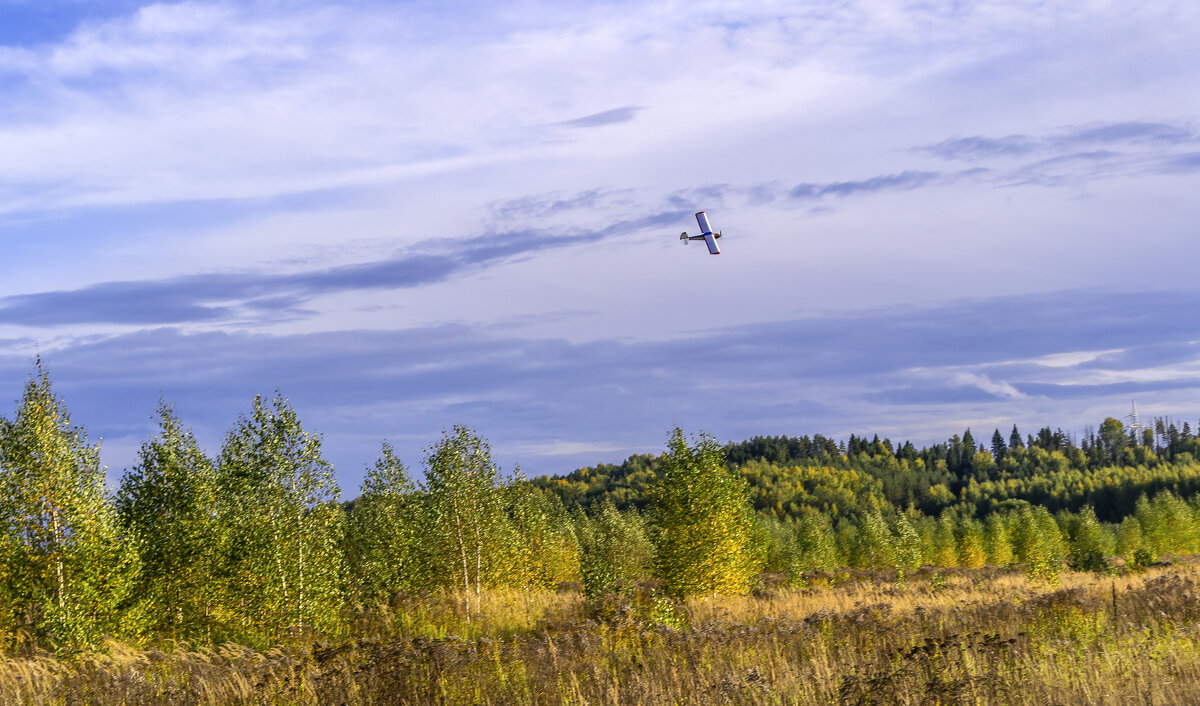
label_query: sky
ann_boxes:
[2,0,1200,490]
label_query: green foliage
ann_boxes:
[1015,507,1064,585]
[536,422,1200,525]
[1066,506,1114,574]
[117,400,221,640]
[215,392,346,643]
[0,362,138,652]
[851,509,897,570]
[8,360,1200,660]
[956,518,987,569]
[506,475,581,589]
[649,428,763,598]
[421,426,517,601]
[345,443,427,601]
[930,514,959,567]
[794,512,840,571]
[889,511,923,572]
[983,513,1013,565]
[577,500,653,599]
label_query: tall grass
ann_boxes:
[5,561,1200,704]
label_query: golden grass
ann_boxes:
[5,561,1200,704]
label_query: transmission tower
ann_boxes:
[1125,400,1146,440]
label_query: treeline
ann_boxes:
[0,365,757,653]
[534,421,1200,521]
[4,362,1200,655]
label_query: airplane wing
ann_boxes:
[703,232,720,255]
[695,211,713,235]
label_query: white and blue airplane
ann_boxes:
[679,211,722,254]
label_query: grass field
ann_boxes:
[5,561,1200,704]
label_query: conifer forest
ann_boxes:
[5,363,1200,703]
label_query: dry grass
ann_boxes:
[6,561,1200,704]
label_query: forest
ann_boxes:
[5,362,1200,703]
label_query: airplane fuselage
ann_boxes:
[686,211,721,254]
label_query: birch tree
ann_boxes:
[117,400,220,641]
[0,363,136,651]
[215,392,345,643]
[649,427,763,598]
[346,442,429,600]
[507,474,581,589]
[421,425,509,611]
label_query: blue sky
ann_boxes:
[2,0,1200,489]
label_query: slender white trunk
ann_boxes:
[51,506,65,609]
[297,503,305,632]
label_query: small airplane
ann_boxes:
[679,211,722,254]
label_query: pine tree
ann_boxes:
[215,392,345,643]
[650,427,763,597]
[991,429,1007,461]
[1009,425,1024,451]
[117,400,220,641]
[0,362,137,651]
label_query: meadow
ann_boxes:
[4,559,1200,705]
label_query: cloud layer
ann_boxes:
[2,1,1200,487]
[5,288,1200,484]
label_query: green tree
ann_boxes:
[1098,417,1127,463]
[1114,515,1142,557]
[852,509,896,569]
[1067,506,1113,573]
[930,514,959,567]
[1014,507,1064,584]
[117,400,220,641]
[983,513,1013,565]
[215,392,345,643]
[649,428,763,597]
[794,512,840,571]
[421,425,513,610]
[990,429,1007,461]
[957,518,987,568]
[891,511,924,573]
[345,443,428,601]
[507,474,581,589]
[0,363,137,651]
[577,500,654,598]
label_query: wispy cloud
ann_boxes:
[0,204,689,326]
[555,106,643,129]
[790,171,941,200]
[919,122,1198,161]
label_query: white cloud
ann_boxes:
[6,0,1191,217]
[950,372,1029,400]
